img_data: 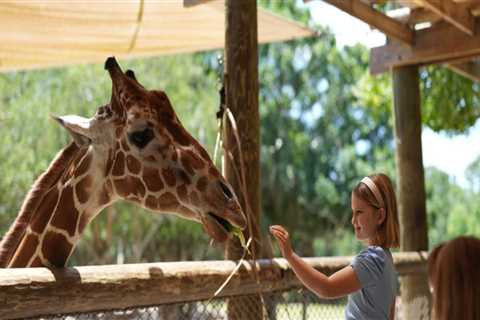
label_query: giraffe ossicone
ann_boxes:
[0,57,246,268]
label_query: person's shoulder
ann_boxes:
[356,246,388,264]
[367,245,388,257]
[352,246,389,285]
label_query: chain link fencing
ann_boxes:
[26,289,347,320]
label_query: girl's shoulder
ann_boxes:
[358,245,389,257]
[355,246,390,266]
[352,246,391,286]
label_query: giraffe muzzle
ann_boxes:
[203,212,235,242]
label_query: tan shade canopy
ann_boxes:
[0,0,314,72]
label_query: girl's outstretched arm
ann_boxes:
[270,225,361,299]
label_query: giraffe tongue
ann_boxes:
[202,212,232,242]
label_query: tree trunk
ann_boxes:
[224,0,262,319]
[392,66,431,319]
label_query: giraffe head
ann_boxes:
[56,57,246,243]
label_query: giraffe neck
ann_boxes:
[1,143,113,268]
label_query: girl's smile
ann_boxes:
[351,193,383,245]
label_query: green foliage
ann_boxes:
[421,67,480,133]
[426,167,480,247]
[355,65,480,135]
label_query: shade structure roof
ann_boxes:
[0,0,314,72]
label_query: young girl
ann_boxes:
[270,173,400,320]
[427,236,480,320]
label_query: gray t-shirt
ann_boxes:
[345,246,397,320]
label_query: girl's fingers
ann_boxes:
[271,232,284,242]
[271,231,287,241]
[271,226,286,233]
[273,233,288,245]
[270,226,288,236]
[271,232,286,244]
[269,225,284,232]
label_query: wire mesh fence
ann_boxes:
[26,289,347,320]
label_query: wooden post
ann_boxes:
[392,66,431,319]
[224,0,261,319]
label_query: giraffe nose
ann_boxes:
[219,181,234,200]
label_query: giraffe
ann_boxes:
[0,57,246,268]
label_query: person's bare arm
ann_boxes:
[270,225,361,299]
[286,253,361,298]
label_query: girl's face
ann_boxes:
[351,192,382,245]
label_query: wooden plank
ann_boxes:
[183,0,215,7]
[407,8,442,25]
[370,19,480,74]
[420,0,475,35]
[0,254,427,319]
[367,0,423,8]
[447,60,480,81]
[386,7,440,26]
[322,0,414,45]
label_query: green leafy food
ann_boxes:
[231,226,250,254]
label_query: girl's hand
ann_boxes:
[269,225,294,259]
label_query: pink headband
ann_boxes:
[361,177,385,208]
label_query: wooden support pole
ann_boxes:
[224,0,261,261]
[0,253,427,320]
[392,66,431,319]
[224,0,261,319]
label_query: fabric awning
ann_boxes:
[0,0,314,72]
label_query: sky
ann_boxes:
[304,1,480,188]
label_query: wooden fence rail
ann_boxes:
[0,252,428,320]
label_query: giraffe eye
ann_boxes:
[128,128,154,149]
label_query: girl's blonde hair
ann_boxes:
[428,236,480,320]
[352,173,399,248]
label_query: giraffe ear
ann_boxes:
[52,115,93,147]
[125,69,145,89]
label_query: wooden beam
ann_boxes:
[370,19,480,74]
[183,0,215,8]
[386,7,441,26]
[0,254,427,319]
[408,8,442,25]
[419,0,474,35]
[447,60,480,82]
[322,0,414,45]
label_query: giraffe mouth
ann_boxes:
[204,212,235,242]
